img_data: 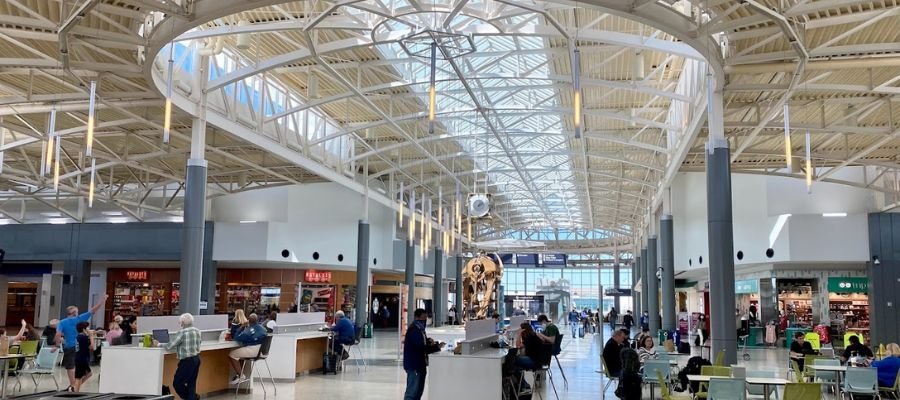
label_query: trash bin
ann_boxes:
[363,322,373,339]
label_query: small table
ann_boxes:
[686,375,790,400]
[806,364,847,395]
[0,354,25,399]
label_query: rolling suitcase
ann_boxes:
[578,325,585,338]
[323,333,339,374]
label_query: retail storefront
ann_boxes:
[106,268,181,322]
[777,278,817,327]
[827,277,869,343]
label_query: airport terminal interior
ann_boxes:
[1,0,900,399]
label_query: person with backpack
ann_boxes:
[677,356,711,392]
[567,308,580,338]
[608,307,619,331]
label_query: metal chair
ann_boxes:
[643,360,672,397]
[17,346,60,392]
[550,336,567,389]
[658,371,692,400]
[812,358,841,394]
[695,366,732,399]
[341,326,367,373]
[601,357,619,394]
[707,377,747,400]
[879,369,900,399]
[843,366,881,400]
[234,335,276,397]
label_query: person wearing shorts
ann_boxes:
[73,322,95,392]
[55,295,106,392]
[227,313,266,384]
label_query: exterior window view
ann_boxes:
[0,0,899,399]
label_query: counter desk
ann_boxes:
[99,340,239,396]
[428,348,507,400]
[265,329,331,380]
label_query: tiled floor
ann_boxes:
[6,326,843,399]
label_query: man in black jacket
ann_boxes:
[602,329,628,377]
[403,309,444,400]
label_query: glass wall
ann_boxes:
[501,266,634,322]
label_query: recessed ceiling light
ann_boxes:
[240,220,257,224]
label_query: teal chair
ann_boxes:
[644,360,672,397]
[843,367,881,400]
[784,383,824,400]
[708,377,747,400]
[18,346,61,391]
[746,369,778,400]
[812,358,840,394]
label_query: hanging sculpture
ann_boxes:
[461,250,503,322]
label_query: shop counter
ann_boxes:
[99,341,240,397]
[265,330,331,380]
[428,348,507,400]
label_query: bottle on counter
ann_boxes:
[143,334,152,348]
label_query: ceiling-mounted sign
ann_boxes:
[735,279,759,294]
[605,288,632,296]
[828,277,868,293]
[541,253,567,266]
[304,270,332,283]
[499,254,515,265]
[516,253,538,265]
[125,270,149,281]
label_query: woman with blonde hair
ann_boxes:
[105,322,123,345]
[873,343,900,388]
[230,309,249,338]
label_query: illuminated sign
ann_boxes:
[125,270,148,281]
[305,270,332,283]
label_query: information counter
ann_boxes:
[99,341,239,396]
[266,330,331,380]
[428,348,506,400]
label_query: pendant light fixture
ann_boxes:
[783,103,792,168]
[85,80,96,157]
[573,48,582,139]
[805,131,812,193]
[88,158,96,207]
[408,189,416,242]
[428,41,437,134]
[398,181,405,229]
[45,108,57,176]
[163,43,175,144]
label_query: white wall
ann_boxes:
[671,169,876,274]
[211,183,396,269]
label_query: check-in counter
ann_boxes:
[266,329,331,380]
[99,340,240,396]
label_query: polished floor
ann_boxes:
[7,326,840,399]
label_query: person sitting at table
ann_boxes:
[602,329,628,377]
[637,335,658,363]
[264,312,277,333]
[230,309,249,339]
[228,313,267,384]
[842,334,874,365]
[535,314,561,355]
[105,321,123,345]
[873,343,900,388]
[331,311,355,360]
[515,322,546,371]
[790,331,818,371]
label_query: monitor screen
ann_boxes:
[152,329,170,344]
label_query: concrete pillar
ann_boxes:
[706,78,738,365]
[647,236,660,335]
[355,221,370,326]
[660,215,676,331]
[433,247,444,327]
[634,256,642,315]
[200,232,216,315]
[455,256,463,323]
[613,262,621,313]
[405,241,416,325]
[0,276,7,324]
[180,158,207,316]
[640,248,649,325]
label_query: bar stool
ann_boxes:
[341,326,368,373]
[234,335,276,398]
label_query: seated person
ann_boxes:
[790,331,817,371]
[228,313,267,384]
[331,311,355,359]
[873,343,900,388]
[602,329,627,377]
[264,312,277,333]
[535,314,561,356]
[633,327,650,349]
[637,335,658,363]
[105,322,123,345]
[842,334,875,365]
[492,313,503,333]
[515,322,546,370]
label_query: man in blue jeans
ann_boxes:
[55,295,107,392]
[567,307,580,338]
[403,308,444,400]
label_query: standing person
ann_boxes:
[42,319,59,344]
[228,313,266,384]
[640,310,650,331]
[55,295,107,392]
[403,308,444,400]
[154,313,201,400]
[447,306,456,325]
[567,307,580,338]
[73,322,95,392]
[602,329,627,377]
[381,306,391,328]
[623,310,635,332]
[608,307,619,331]
[582,308,592,335]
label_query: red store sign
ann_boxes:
[305,270,332,283]
[126,270,149,281]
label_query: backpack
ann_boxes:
[678,356,711,393]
